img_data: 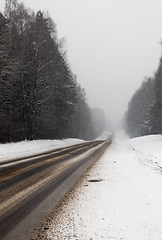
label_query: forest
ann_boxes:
[0,0,106,143]
[124,51,162,138]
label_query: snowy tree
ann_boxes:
[0,0,99,142]
[125,78,155,138]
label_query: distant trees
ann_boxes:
[67,85,107,140]
[124,78,155,137]
[153,57,162,134]
[91,108,106,139]
[68,85,94,140]
[124,51,162,138]
[0,0,106,142]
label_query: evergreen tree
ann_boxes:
[125,78,155,138]
[0,0,101,142]
[0,1,96,142]
[154,57,162,133]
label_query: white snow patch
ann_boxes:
[126,134,162,173]
[0,138,85,162]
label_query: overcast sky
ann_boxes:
[0,0,162,123]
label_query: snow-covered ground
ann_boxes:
[0,138,85,162]
[0,131,109,163]
[126,134,162,174]
[29,131,162,240]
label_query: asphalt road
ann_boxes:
[0,139,111,240]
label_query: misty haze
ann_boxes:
[1,0,162,239]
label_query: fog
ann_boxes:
[1,0,162,124]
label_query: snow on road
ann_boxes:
[30,132,162,240]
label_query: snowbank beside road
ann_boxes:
[0,138,85,162]
[127,134,162,156]
[0,131,110,162]
[126,134,162,173]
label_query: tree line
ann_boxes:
[124,48,162,138]
[0,0,106,143]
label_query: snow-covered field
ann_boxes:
[0,138,85,163]
[29,131,162,240]
[0,131,109,163]
[126,133,162,174]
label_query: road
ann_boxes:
[0,138,111,240]
[29,133,162,239]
